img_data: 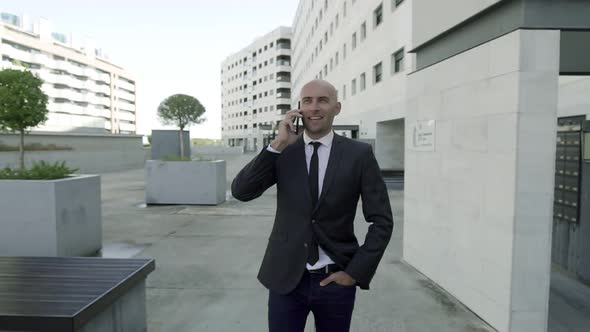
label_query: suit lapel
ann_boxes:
[312,134,343,215]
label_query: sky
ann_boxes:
[1,0,300,139]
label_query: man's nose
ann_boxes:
[309,100,320,111]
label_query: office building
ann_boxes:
[220,27,292,151]
[0,12,137,134]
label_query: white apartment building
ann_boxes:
[291,0,410,170]
[0,12,137,134]
[221,27,292,151]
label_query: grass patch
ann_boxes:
[161,154,215,162]
[191,138,221,146]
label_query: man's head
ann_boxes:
[299,80,341,139]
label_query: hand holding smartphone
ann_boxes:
[295,101,301,134]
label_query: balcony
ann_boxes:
[276,104,291,115]
[276,39,291,50]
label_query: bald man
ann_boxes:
[232,80,393,332]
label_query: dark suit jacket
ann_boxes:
[231,133,393,295]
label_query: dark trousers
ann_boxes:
[268,270,357,332]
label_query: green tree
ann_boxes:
[157,94,206,159]
[0,69,49,170]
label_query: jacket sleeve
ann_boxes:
[231,147,280,202]
[344,145,394,289]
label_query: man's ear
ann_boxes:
[335,102,342,115]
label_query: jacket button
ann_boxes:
[311,219,316,223]
[304,243,308,248]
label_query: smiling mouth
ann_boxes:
[308,116,323,120]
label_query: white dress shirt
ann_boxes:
[266,131,336,270]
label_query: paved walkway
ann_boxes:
[98,152,586,331]
[100,153,493,331]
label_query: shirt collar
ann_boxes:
[303,130,334,148]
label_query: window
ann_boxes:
[360,73,366,91]
[324,32,328,43]
[373,62,383,84]
[392,47,405,73]
[270,58,274,64]
[352,33,357,50]
[343,84,347,100]
[324,65,328,76]
[374,3,383,27]
[343,1,347,17]
[394,0,404,7]
[335,14,339,28]
[343,43,347,59]
[360,22,366,41]
[330,58,333,71]
[335,51,339,66]
[330,23,333,36]
[352,78,357,95]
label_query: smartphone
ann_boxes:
[295,101,301,134]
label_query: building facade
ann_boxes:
[0,12,137,134]
[291,0,410,170]
[404,1,590,331]
[220,27,292,151]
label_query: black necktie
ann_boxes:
[309,142,321,206]
[307,141,321,265]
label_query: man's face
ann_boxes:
[299,82,341,138]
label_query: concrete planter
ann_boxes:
[145,160,226,205]
[0,175,102,257]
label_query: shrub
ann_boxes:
[0,161,78,180]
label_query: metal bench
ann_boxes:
[0,257,155,332]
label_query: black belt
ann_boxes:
[308,264,341,274]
